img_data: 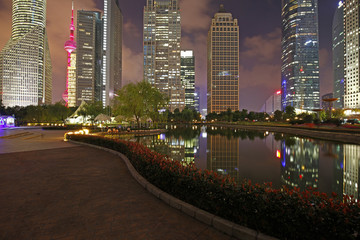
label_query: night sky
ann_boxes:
[0,0,341,111]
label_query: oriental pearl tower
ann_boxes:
[63,0,77,107]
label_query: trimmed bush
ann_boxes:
[67,134,360,240]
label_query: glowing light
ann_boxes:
[276,150,281,159]
[276,90,282,95]
[338,1,343,8]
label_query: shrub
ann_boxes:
[67,134,360,240]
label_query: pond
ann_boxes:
[136,125,360,199]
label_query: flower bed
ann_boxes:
[67,134,360,240]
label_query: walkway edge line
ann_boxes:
[69,140,278,240]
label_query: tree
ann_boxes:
[0,100,5,115]
[284,106,296,120]
[239,109,248,121]
[78,101,105,123]
[181,107,194,123]
[114,81,168,128]
[226,108,233,122]
[274,110,283,122]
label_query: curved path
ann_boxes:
[0,128,235,239]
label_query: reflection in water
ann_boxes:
[280,138,319,190]
[137,126,360,199]
[207,134,240,183]
[344,145,360,199]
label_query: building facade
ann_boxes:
[194,86,200,112]
[260,90,282,115]
[332,1,345,109]
[102,0,122,107]
[76,11,102,106]
[68,52,77,107]
[181,50,196,110]
[344,0,360,109]
[207,4,240,114]
[0,0,52,107]
[143,0,184,111]
[281,0,320,111]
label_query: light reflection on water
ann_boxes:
[137,125,360,199]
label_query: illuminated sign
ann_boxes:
[276,150,281,159]
[0,116,15,128]
[276,90,281,95]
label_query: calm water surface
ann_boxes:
[136,125,360,199]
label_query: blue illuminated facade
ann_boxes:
[281,0,320,110]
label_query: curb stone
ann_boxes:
[69,140,278,240]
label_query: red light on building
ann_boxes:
[276,150,281,159]
[276,90,281,95]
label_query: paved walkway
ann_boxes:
[0,129,234,239]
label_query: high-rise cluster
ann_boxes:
[281,0,320,111]
[0,0,52,107]
[64,0,122,107]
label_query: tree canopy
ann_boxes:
[114,81,168,128]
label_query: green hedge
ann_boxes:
[67,134,360,240]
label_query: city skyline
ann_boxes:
[0,0,341,111]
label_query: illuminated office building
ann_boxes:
[281,0,320,110]
[181,50,196,110]
[344,0,360,108]
[260,90,282,115]
[143,0,184,111]
[76,11,102,106]
[207,4,240,114]
[194,86,200,112]
[102,0,122,107]
[0,0,52,107]
[333,1,345,109]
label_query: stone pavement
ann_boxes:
[0,136,235,239]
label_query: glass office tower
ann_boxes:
[76,11,103,106]
[143,0,184,111]
[181,50,196,110]
[102,0,122,107]
[281,0,320,111]
[0,0,52,107]
[332,1,345,109]
[344,0,360,109]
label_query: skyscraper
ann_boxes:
[181,50,196,110]
[76,11,102,106]
[281,0,320,111]
[333,1,345,109]
[344,0,360,109]
[102,0,123,107]
[207,4,240,114]
[143,0,184,111]
[63,1,77,107]
[0,0,52,107]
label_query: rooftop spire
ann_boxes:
[218,4,227,13]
